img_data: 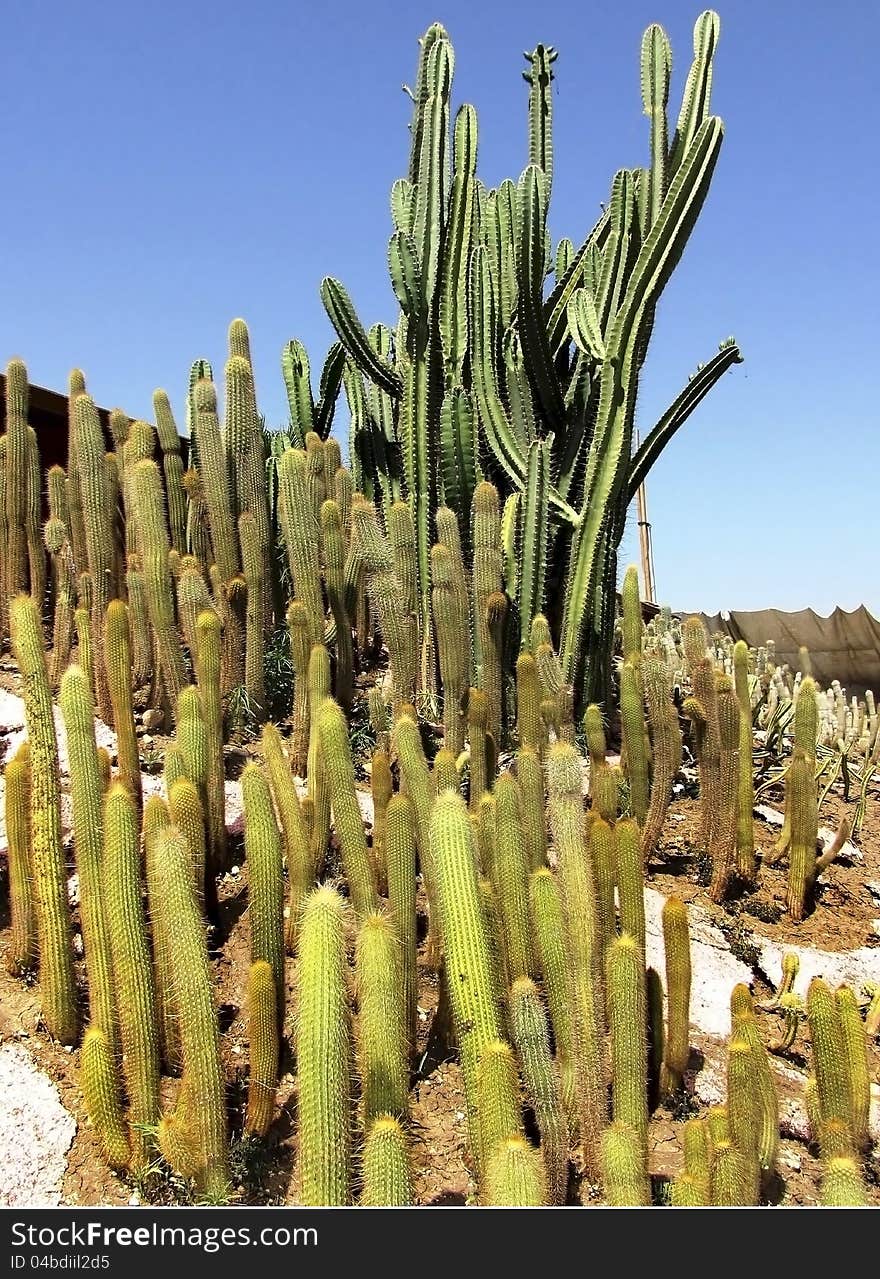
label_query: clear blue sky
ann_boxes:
[2,0,877,615]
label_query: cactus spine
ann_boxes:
[103,600,142,811]
[195,609,226,873]
[510,976,567,1204]
[360,1116,413,1206]
[601,1122,650,1206]
[485,1136,548,1206]
[492,771,534,982]
[732,640,755,876]
[9,595,78,1044]
[660,895,691,1095]
[242,763,285,1023]
[355,912,409,1124]
[132,458,186,710]
[806,977,853,1159]
[528,867,578,1135]
[239,511,267,722]
[835,986,870,1151]
[607,935,649,1174]
[317,698,379,918]
[296,886,352,1206]
[80,1026,130,1171]
[386,794,418,1056]
[261,724,311,952]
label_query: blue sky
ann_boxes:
[2,0,877,614]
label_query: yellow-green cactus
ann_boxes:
[360,1115,413,1206]
[601,1121,650,1206]
[80,1025,130,1171]
[244,959,278,1138]
[510,976,567,1204]
[484,1135,548,1206]
[3,742,36,975]
[317,698,378,919]
[355,912,409,1125]
[385,794,417,1057]
[660,896,691,1095]
[103,600,142,811]
[242,763,285,1022]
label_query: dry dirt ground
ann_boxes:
[1,680,878,1207]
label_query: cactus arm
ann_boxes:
[567,287,607,363]
[320,278,403,398]
[523,45,556,198]
[314,341,346,440]
[439,104,477,384]
[543,206,611,357]
[468,244,527,483]
[517,439,550,641]
[668,10,721,179]
[641,24,672,226]
[626,341,743,500]
[281,339,315,447]
[438,388,476,538]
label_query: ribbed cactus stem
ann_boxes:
[72,394,114,721]
[124,557,152,685]
[820,1156,868,1206]
[710,677,740,902]
[601,1122,650,1206]
[156,827,228,1201]
[660,895,692,1095]
[430,791,505,1185]
[360,1116,413,1206]
[516,747,546,870]
[492,771,534,982]
[472,483,504,744]
[195,609,226,874]
[152,390,188,555]
[615,818,646,957]
[192,379,240,584]
[385,794,418,1058]
[620,659,649,825]
[510,977,567,1204]
[103,601,142,811]
[710,1140,752,1206]
[431,542,469,753]
[242,763,285,1023]
[467,686,490,810]
[620,565,642,663]
[641,657,682,860]
[287,601,312,774]
[104,782,159,1168]
[3,743,36,975]
[239,512,267,722]
[806,977,853,1159]
[589,816,616,962]
[392,713,439,958]
[59,665,116,1051]
[484,1136,548,1206]
[529,867,578,1136]
[317,698,379,918]
[370,746,393,892]
[80,1026,130,1171]
[516,651,544,756]
[835,986,870,1151]
[546,742,606,1181]
[355,912,409,1125]
[169,776,207,910]
[9,595,77,1044]
[727,1035,760,1203]
[477,1039,524,1179]
[306,643,331,874]
[321,500,353,711]
[787,747,818,921]
[732,641,755,877]
[278,449,324,643]
[132,458,186,711]
[296,886,352,1206]
[244,960,278,1138]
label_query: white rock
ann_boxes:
[754,934,880,1003]
[0,1043,76,1206]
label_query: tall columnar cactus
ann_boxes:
[620,659,649,827]
[600,1122,650,1206]
[682,617,721,852]
[103,782,159,1168]
[472,483,505,744]
[320,499,353,711]
[3,742,35,975]
[191,379,240,584]
[355,912,410,1125]
[710,1139,752,1206]
[510,976,567,1204]
[732,640,755,876]
[431,542,469,753]
[239,512,267,722]
[278,448,324,643]
[729,988,778,1176]
[529,866,578,1133]
[59,666,117,1050]
[787,678,820,919]
[516,651,544,757]
[615,817,646,956]
[103,600,142,811]
[132,458,186,711]
[806,977,853,1159]
[195,609,226,873]
[835,986,870,1152]
[287,600,312,772]
[660,895,691,1095]
[392,712,438,952]
[155,827,229,1201]
[516,747,546,871]
[296,886,352,1206]
[244,959,278,1138]
[360,1116,414,1206]
[124,555,152,685]
[641,656,682,860]
[352,501,417,709]
[225,348,273,626]
[819,1156,868,1207]
[710,675,740,902]
[169,776,207,911]
[477,1039,524,1178]
[370,746,393,891]
[261,724,311,953]
[726,1034,760,1203]
[590,815,616,960]
[152,390,187,555]
[467,686,489,810]
[317,698,379,918]
[430,790,505,1185]
[306,643,332,871]
[606,935,649,1171]
[492,771,534,982]
[242,764,285,1023]
[80,1025,130,1171]
[385,794,418,1056]
[73,394,115,721]
[9,595,78,1044]
[4,361,35,600]
[546,742,606,1180]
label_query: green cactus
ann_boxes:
[59,665,117,1050]
[835,985,870,1152]
[169,776,207,910]
[103,600,142,811]
[132,459,186,711]
[9,595,78,1044]
[191,379,240,584]
[80,1025,130,1171]
[477,1039,524,1178]
[260,724,311,953]
[195,609,226,874]
[360,1115,413,1206]
[660,895,691,1095]
[278,449,324,643]
[320,500,353,712]
[306,643,332,874]
[806,977,853,1159]
[601,1122,650,1206]
[472,483,505,744]
[467,686,489,810]
[239,512,267,722]
[484,1135,548,1206]
[385,794,418,1058]
[430,790,505,1184]
[124,556,152,685]
[142,794,179,1075]
[155,826,229,1201]
[392,712,438,954]
[615,817,646,957]
[514,747,546,872]
[355,912,409,1125]
[819,1156,868,1207]
[152,390,188,555]
[670,1171,708,1206]
[732,640,755,876]
[510,976,567,1204]
[787,747,818,921]
[432,746,459,795]
[295,886,352,1206]
[641,656,682,860]
[242,763,285,1022]
[492,771,534,983]
[589,816,616,965]
[103,782,160,1168]
[709,676,740,902]
[680,1116,711,1203]
[431,542,469,754]
[606,935,649,1169]
[727,1035,760,1203]
[620,659,649,826]
[516,651,544,756]
[3,742,36,975]
[710,1139,752,1206]
[546,742,606,1180]
[73,393,115,721]
[244,959,278,1138]
[528,861,580,1138]
[317,698,379,919]
[730,994,778,1176]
